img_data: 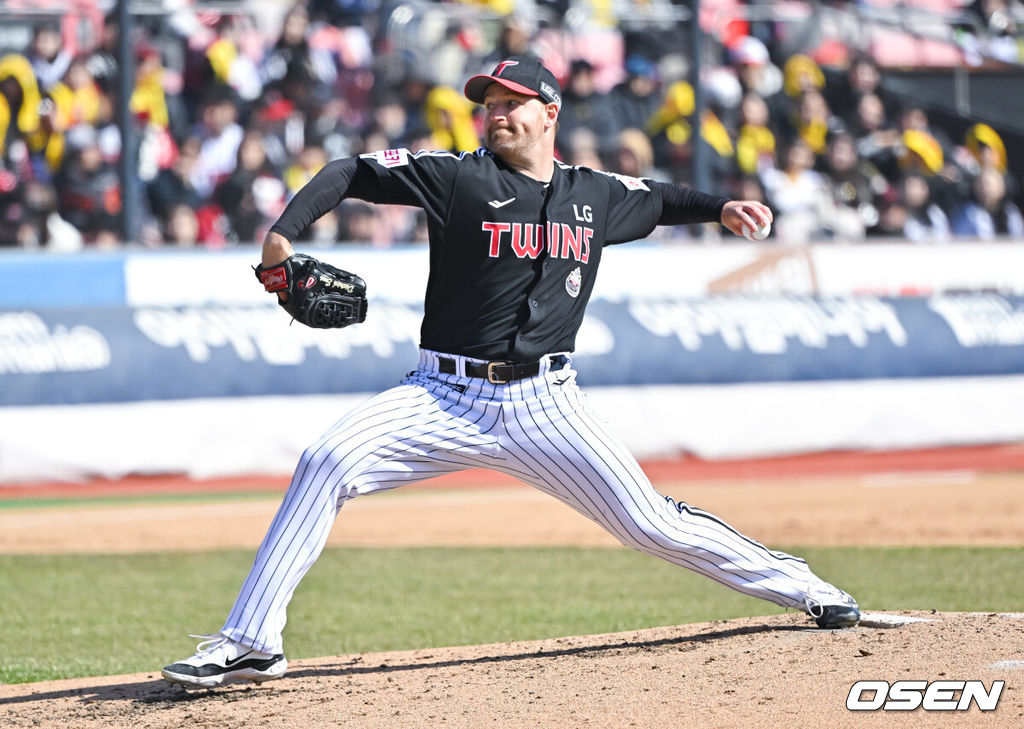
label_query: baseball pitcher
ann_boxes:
[162,56,859,688]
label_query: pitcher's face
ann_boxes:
[483,85,556,160]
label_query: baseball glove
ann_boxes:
[255,253,367,329]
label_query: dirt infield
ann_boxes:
[2,613,1022,728]
[2,451,1023,728]
[1,471,1021,553]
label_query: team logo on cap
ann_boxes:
[493,60,519,76]
[565,267,582,298]
[540,81,561,106]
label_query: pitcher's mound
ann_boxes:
[2,611,1022,728]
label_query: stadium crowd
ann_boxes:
[0,0,1021,249]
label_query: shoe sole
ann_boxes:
[815,609,861,629]
[161,657,288,689]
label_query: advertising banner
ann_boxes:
[3,294,1023,407]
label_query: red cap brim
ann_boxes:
[464,74,539,104]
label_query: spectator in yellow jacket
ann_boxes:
[424,85,479,153]
[0,54,45,160]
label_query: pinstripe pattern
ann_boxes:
[221,349,813,654]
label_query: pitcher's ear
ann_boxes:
[545,103,559,130]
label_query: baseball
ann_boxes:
[743,219,771,241]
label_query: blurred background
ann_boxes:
[1,0,1023,484]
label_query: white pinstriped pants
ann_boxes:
[221,350,814,654]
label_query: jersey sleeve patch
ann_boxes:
[590,167,651,192]
[607,171,650,191]
[361,148,410,168]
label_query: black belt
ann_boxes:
[437,356,541,384]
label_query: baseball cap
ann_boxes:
[464,56,562,108]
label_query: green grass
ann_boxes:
[1,546,1021,684]
[0,490,279,511]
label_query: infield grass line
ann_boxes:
[0,485,522,512]
[0,491,284,511]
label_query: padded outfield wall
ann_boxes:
[1,242,1023,483]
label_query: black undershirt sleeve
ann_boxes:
[269,157,390,241]
[653,181,730,226]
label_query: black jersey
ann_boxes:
[359,147,677,360]
[271,146,726,362]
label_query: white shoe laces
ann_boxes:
[188,633,230,656]
[804,597,825,618]
[804,579,856,615]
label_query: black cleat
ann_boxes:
[804,579,861,629]
[161,634,287,688]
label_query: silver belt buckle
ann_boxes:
[486,362,508,384]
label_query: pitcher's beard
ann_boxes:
[486,128,530,159]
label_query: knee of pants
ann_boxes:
[293,442,364,502]
[612,511,690,553]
